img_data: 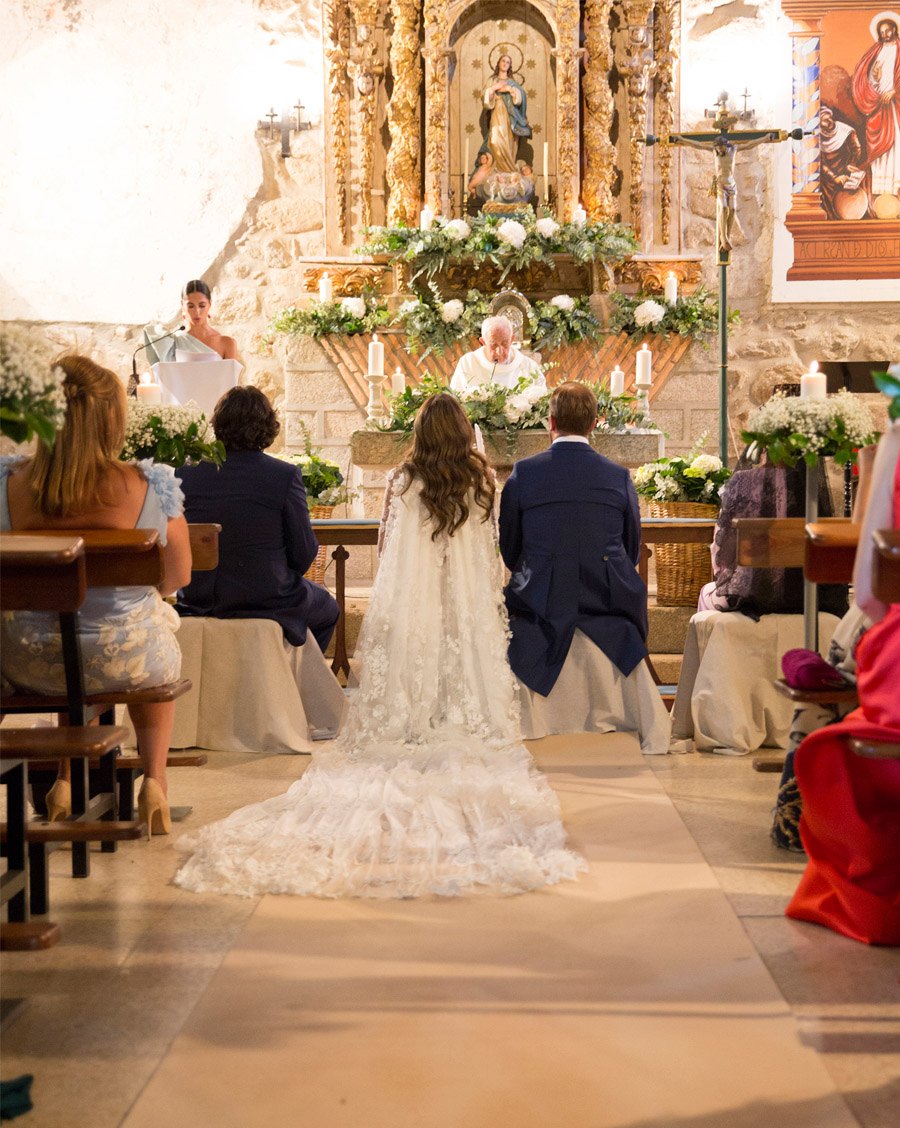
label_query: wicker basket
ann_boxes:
[305,504,335,585]
[646,499,717,606]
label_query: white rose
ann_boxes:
[398,299,419,315]
[497,219,527,249]
[690,453,722,474]
[633,299,666,328]
[523,379,545,404]
[444,219,471,241]
[506,393,531,422]
[535,217,560,239]
[340,297,366,319]
[440,299,464,324]
[550,294,575,311]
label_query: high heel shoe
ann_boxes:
[138,778,172,836]
[45,779,71,822]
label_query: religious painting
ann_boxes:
[781,2,900,282]
[448,3,556,216]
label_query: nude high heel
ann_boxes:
[138,778,172,836]
[45,779,71,822]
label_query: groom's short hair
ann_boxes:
[550,382,597,436]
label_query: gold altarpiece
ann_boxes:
[322,0,685,253]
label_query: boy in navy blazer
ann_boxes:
[499,381,649,696]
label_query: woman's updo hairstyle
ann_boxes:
[211,385,280,451]
[182,279,212,301]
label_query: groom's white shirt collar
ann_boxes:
[552,434,590,445]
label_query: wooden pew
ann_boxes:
[873,529,900,603]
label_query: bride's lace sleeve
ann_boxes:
[378,468,405,555]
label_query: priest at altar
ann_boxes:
[450,315,547,394]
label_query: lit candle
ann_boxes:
[391,366,405,396]
[368,333,384,377]
[664,271,678,306]
[543,141,549,203]
[136,373,162,405]
[420,204,435,230]
[609,365,625,397]
[635,343,652,386]
[572,203,587,226]
[800,360,826,400]
[318,273,333,304]
[464,138,470,184]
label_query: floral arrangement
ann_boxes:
[379,374,655,438]
[609,287,735,342]
[274,425,353,509]
[0,327,67,446]
[120,401,225,468]
[358,212,639,283]
[741,389,878,468]
[633,435,732,506]
[529,295,602,352]
[268,294,392,339]
[395,285,490,358]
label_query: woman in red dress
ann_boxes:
[786,421,900,945]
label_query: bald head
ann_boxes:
[480,315,514,364]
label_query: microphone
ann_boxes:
[130,325,185,392]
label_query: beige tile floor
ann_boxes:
[1,737,898,1128]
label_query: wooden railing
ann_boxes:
[312,517,718,681]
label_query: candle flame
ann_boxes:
[809,360,819,374]
[140,372,151,385]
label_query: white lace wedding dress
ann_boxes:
[174,471,586,899]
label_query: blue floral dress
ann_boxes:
[0,457,183,694]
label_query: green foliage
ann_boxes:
[528,297,602,352]
[396,286,491,359]
[268,294,391,339]
[633,434,731,506]
[740,390,878,469]
[874,369,900,421]
[608,286,737,342]
[274,424,353,508]
[121,403,225,468]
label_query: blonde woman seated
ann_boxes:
[0,355,191,833]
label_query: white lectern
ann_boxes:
[152,359,242,416]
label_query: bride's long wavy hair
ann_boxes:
[400,393,495,539]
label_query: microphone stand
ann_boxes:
[129,325,185,395]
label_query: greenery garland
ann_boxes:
[608,287,737,341]
[268,294,391,339]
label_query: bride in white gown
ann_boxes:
[174,394,586,898]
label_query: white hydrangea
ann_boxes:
[549,294,575,311]
[440,299,464,324]
[653,472,681,500]
[505,393,532,423]
[535,217,560,239]
[690,453,723,475]
[497,219,527,249]
[521,378,545,404]
[633,300,667,328]
[340,297,367,319]
[444,218,471,241]
[633,463,656,489]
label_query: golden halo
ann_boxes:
[488,42,524,81]
[869,10,900,39]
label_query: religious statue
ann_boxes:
[469,50,535,209]
[851,13,900,213]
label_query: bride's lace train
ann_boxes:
[174,472,586,899]
[174,736,586,898]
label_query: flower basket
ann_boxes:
[305,504,335,585]
[647,499,716,606]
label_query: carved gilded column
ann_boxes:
[324,0,352,240]
[616,0,656,240]
[653,0,679,243]
[553,0,583,221]
[386,0,421,225]
[422,0,450,211]
[349,0,383,230]
[582,0,616,221]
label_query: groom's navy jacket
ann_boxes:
[498,440,648,696]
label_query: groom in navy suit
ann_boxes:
[499,381,649,696]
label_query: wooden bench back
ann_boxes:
[2,529,163,588]
[0,536,87,612]
[188,523,221,571]
[873,530,900,603]
[804,521,860,584]
[735,517,855,575]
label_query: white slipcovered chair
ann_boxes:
[670,610,840,755]
[517,629,672,755]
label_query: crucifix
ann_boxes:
[647,93,804,465]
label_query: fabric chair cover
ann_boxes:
[516,629,671,755]
[671,610,839,754]
[168,617,346,754]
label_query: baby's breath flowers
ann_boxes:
[742,390,878,467]
[0,327,67,445]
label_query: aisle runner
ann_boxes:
[124,735,854,1128]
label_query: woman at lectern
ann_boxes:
[141,280,239,365]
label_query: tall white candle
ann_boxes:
[318,273,333,304]
[800,360,826,400]
[635,343,652,386]
[464,138,470,186]
[420,204,435,230]
[391,366,405,396]
[572,203,587,226]
[136,374,162,405]
[609,365,625,397]
[664,271,678,306]
[368,333,385,377]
